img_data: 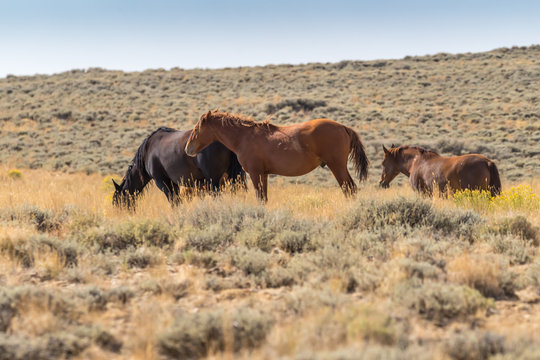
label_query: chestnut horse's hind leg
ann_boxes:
[326,162,357,196]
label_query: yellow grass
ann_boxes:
[1,165,539,359]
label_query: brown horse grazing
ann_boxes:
[379,145,501,197]
[185,111,369,201]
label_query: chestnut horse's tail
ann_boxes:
[345,127,369,181]
[488,161,501,197]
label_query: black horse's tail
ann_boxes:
[488,161,502,197]
[228,152,247,188]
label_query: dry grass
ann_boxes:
[0,164,538,359]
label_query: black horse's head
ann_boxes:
[112,179,137,209]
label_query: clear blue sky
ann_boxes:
[0,0,538,77]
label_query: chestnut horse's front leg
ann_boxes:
[249,172,268,203]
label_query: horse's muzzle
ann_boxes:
[379,181,390,189]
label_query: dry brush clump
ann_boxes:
[158,307,273,359]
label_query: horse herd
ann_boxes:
[112,110,501,207]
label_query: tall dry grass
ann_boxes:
[0,165,539,359]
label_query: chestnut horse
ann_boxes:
[379,145,501,196]
[185,111,369,201]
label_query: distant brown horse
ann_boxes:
[379,145,501,197]
[185,111,369,201]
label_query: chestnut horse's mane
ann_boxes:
[199,111,275,130]
[394,145,440,158]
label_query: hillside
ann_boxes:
[1,45,539,184]
[0,46,539,359]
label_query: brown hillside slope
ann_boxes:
[0,45,539,183]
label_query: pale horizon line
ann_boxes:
[2,43,538,80]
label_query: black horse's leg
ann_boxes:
[154,178,180,205]
[170,182,181,205]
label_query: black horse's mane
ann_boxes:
[122,127,177,188]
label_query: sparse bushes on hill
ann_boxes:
[158,308,273,359]
[445,331,506,360]
[82,219,173,252]
[342,197,481,241]
[447,254,518,299]
[0,234,79,269]
[3,46,538,181]
[263,98,327,114]
[394,281,492,325]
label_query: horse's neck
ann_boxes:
[127,166,150,193]
[210,122,250,152]
[400,152,420,176]
[403,151,440,175]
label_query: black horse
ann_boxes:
[112,127,246,208]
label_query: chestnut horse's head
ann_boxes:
[379,144,401,188]
[185,111,217,157]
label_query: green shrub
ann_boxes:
[0,235,79,268]
[183,224,234,252]
[0,332,89,360]
[399,259,443,282]
[0,325,121,359]
[394,281,492,325]
[494,215,538,245]
[348,230,398,261]
[488,234,536,265]
[0,286,76,332]
[125,247,160,269]
[20,205,62,232]
[278,230,314,254]
[83,220,173,253]
[342,198,481,241]
[227,246,271,276]
[235,223,276,252]
[430,208,482,241]
[76,286,108,311]
[343,197,432,231]
[263,266,296,288]
[172,249,219,268]
[445,331,506,360]
[158,308,272,359]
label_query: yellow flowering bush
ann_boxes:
[453,185,540,212]
[493,185,540,211]
[7,168,23,179]
[452,189,493,212]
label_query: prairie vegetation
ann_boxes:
[0,46,539,359]
[0,45,539,184]
[0,166,538,359]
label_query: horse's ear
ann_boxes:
[201,110,211,121]
[382,145,389,154]
[112,179,121,191]
[391,143,395,148]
